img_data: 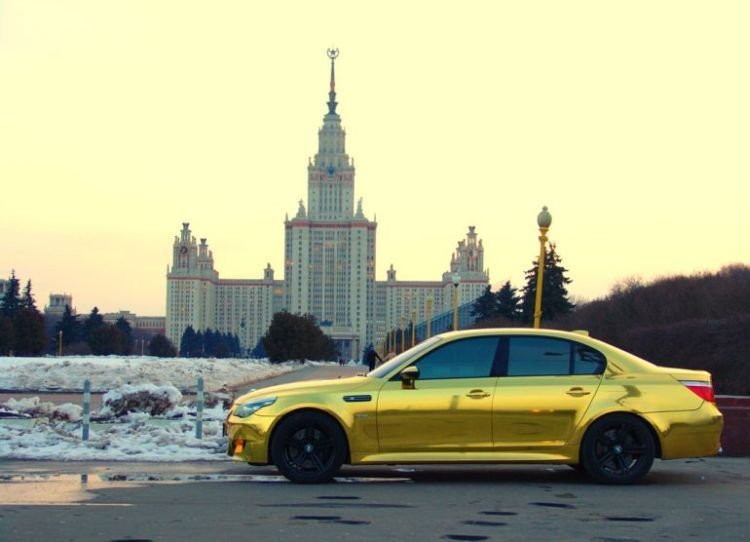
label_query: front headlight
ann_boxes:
[233,397,277,418]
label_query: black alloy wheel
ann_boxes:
[581,414,656,485]
[270,411,346,484]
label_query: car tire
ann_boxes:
[270,411,347,484]
[581,414,655,485]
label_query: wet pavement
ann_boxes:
[1,458,749,541]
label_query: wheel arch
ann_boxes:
[267,407,351,465]
[578,411,663,463]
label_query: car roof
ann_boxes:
[432,328,657,373]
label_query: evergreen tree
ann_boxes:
[13,308,47,355]
[149,334,177,358]
[55,305,82,346]
[21,280,36,310]
[204,328,216,356]
[251,338,267,359]
[262,311,338,363]
[1,271,21,319]
[83,307,105,342]
[179,325,196,357]
[496,280,522,321]
[0,274,46,356]
[88,324,123,355]
[471,285,499,322]
[0,315,15,355]
[521,243,575,324]
[114,317,134,355]
[230,334,241,356]
[194,331,204,357]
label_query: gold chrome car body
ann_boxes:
[226,329,723,484]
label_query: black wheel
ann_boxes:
[581,414,655,485]
[270,411,346,484]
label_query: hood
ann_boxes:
[234,375,371,404]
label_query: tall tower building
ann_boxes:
[164,51,489,359]
[284,49,376,358]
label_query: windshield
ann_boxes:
[367,336,443,378]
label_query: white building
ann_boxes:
[166,51,489,358]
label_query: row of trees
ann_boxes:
[55,305,136,355]
[471,244,575,326]
[0,272,47,356]
[179,326,241,358]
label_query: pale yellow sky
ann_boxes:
[1,0,748,316]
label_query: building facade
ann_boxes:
[166,51,489,358]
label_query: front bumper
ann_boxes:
[224,414,275,465]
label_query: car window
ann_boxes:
[412,337,500,379]
[573,343,606,374]
[507,337,605,376]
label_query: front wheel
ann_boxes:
[270,411,347,484]
[581,414,655,485]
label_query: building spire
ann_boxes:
[326,48,339,115]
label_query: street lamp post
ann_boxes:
[400,315,405,353]
[426,297,433,338]
[411,310,416,347]
[452,273,461,331]
[533,206,552,329]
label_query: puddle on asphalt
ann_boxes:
[0,473,143,505]
[0,472,411,504]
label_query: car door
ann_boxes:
[492,336,605,451]
[376,336,500,454]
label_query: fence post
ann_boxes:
[195,377,204,439]
[82,379,91,441]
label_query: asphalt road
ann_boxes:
[1,364,748,541]
[1,458,748,541]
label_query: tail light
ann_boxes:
[680,380,715,403]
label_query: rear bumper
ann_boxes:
[657,402,724,459]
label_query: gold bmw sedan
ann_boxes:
[225,329,723,484]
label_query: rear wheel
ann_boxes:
[270,411,346,484]
[581,414,655,485]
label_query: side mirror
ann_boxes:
[400,365,420,390]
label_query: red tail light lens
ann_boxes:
[680,380,715,403]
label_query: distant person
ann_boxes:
[365,349,382,371]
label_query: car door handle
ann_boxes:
[466,389,491,399]
[566,387,591,397]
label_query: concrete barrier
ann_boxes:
[716,396,750,456]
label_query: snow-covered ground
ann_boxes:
[0,355,302,392]
[0,355,326,462]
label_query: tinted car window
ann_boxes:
[413,337,500,379]
[507,337,605,376]
[573,343,606,374]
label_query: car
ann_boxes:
[225,328,723,484]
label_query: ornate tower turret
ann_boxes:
[307,48,356,221]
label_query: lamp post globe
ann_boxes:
[537,206,552,229]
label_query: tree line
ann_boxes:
[179,326,241,358]
[0,271,178,358]
[0,271,46,355]
[55,305,135,355]
[469,243,575,327]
